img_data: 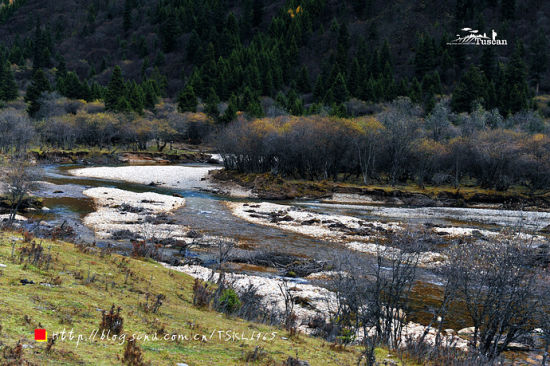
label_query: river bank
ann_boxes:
[28,148,219,165]
[210,170,550,210]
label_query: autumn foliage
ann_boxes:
[217,98,550,190]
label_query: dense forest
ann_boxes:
[0,0,550,191]
[0,0,548,118]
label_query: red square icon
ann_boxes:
[35,329,47,342]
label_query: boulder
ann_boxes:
[458,326,475,336]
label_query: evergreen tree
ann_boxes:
[275,91,287,108]
[0,60,18,102]
[160,12,180,53]
[90,81,104,101]
[31,22,52,70]
[529,30,548,93]
[62,72,85,99]
[348,57,361,97]
[205,87,220,117]
[142,80,158,109]
[127,81,145,114]
[243,87,263,117]
[313,75,324,101]
[336,23,350,67]
[330,103,347,117]
[421,71,442,96]
[500,43,530,114]
[123,0,132,33]
[115,96,132,113]
[187,30,201,63]
[177,84,197,113]
[290,97,304,115]
[105,66,126,111]
[480,47,496,80]
[297,66,311,93]
[414,34,436,79]
[25,68,50,116]
[329,73,349,104]
[451,66,488,113]
[220,95,238,124]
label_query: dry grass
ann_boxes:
[0,230,404,365]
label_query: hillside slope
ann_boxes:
[0,231,387,365]
[0,0,548,101]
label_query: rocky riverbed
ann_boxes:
[82,187,187,241]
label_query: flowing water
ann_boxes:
[28,164,548,362]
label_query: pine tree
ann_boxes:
[313,75,324,101]
[0,60,18,102]
[187,30,201,63]
[160,12,180,53]
[127,81,145,114]
[177,84,197,113]
[220,95,238,124]
[243,87,263,117]
[480,47,496,80]
[336,23,350,67]
[408,77,423,104]
[90,81,104,101]
[529,30,548,93]
[290,97,304,115]
[205,87,220,117]
[329,73,349,104]
[31,22,52,70]
[348,57,361,97]
[105,66,126,111]
[421,71,442,96]
[263,70,274,97]
[115,96,132,113]
[297,66,311,93]
[142,80,158,110]
[63,72,85,99]
[501,43,530,114]
[25,68,50,116]
[275,91,287,108]
[451,66,488,113]
[123,0,132,33]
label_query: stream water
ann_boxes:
[27,163,548,362]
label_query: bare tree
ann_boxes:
[278,279,296,333]
[2,156,38,225]
[447,234,540,359]
[329,231,422,366]
[536,275,550,366]
[0,109,35,153]
[378,97,422,185]
[209,238,234,286]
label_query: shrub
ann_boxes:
[216,288,242,314]
[100,305,124,335]
[122,339,148,366]
[192,279,212,308]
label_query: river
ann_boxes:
[27,163,548,364]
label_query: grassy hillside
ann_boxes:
[0,230,402,365]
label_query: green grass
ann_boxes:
[0,231,406,365]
